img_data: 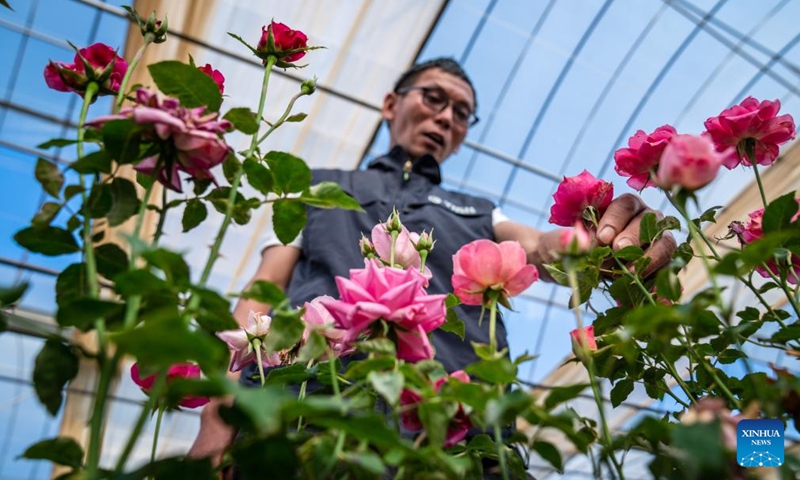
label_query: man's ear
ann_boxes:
[382,91,398,123]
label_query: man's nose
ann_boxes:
[433,104,453,128]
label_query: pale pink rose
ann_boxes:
[301,296,352,357]
[570,326,597,354]
[371,223,422,269]
[319,260,446,346]
[130,362,209,408]
[655,134,727,191]
[741,203,800,284]
[88,88,232,193]
[558,221,592,256]
[44,42,128,97]
[451,239,539,306]
[400,370,472,447]
[216,311,282,372]
[614,125,677,190]
[704,96,795,168]
[549,170,614,227]
[198,63,225,94]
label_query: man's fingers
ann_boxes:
[597,193,646,245]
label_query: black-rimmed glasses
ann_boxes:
[397,86,479,127]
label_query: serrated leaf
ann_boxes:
[188,287,238,332]
[356,338,396,356]
[243,158,274,194]
[182,199,207,232]
[223,107,259,134]
[265,151,311,194]
[63,185,85,202]
[149,61,223,112]
[37,138,80,149]
[239,280,286,305]
[610,379,634,407]
[33,340,79,415]
[14,226,80,256]
[285,112,307,123]
[465,357,517,384]
[368,370,404,406]
[614,245,644,261]
[35,158,64,198]
[264,364,313,385]
[763,192,799,234]
[56,298,124,330]
[22,437,84,468]
[32,202,61,226]
[108,177,141,227]
[102,119,143,164]
[85,183,112,218]
[532,440,563,473]
[70,150,112,174]
[298,181,362,211]
[273,199,307,244]
[95,243,129,278]
[698,206,722,224]
[297,330,326,363]
[639,212,658,245]
[440,307,465,340]
[222,154,241,184]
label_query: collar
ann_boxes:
[367,145,442,185]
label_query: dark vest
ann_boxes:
[286,146,507,372]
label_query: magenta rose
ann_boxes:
[741,202,800,284]
[257,21,308,63]
[451,239,538,306]
[549,170,614,227]
[400,370,473,447]
[614,125,677,190]
[130,362,209,409]
[88,88,232,192]
[44,42,128,97]
[704,96,796,168]
[198,63,225,94]
[655,134,727,191]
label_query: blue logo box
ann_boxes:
[737,419,784,468]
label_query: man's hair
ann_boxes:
[393,57,477,109]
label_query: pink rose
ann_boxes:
[371,223,423,269]
[655,134,727,191]
[257,21,308,63]
[614,125,677,190]
[130,362,209,409]
[395,325,435,362]
[704,96,796,168]
[217,311,282,372]
[741,202,800,284]
[558,221,592,256]
[301,296,352,357]
[570,326,597,354]
[88,88,232,193]
[319,260,446,353]
[549,170,614,227]
[451,239,538,306]
[400,370,472,447]
[198,63,225,94]
[44,42,128,97]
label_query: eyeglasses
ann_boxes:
[397,86,479,127]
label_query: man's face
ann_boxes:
[382,68,475,164]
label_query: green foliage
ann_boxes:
[224,107,259,134]
[265,151,312,194]
[22,437,84,469]
[182,198,207,232]
[33,340,79,415]
[35,158,64,198]
[14,226,80,256]
[298,182,362,211]
[149,60,223,112]
[243,157,274,194]
[273,199,307,244]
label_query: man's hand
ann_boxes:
[595,193,677,277]
[187,396,237,468]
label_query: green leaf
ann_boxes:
[311,414,405,451]
[108,178,141,227]
[298,181,362,211]
[14,226,80,256]
[56,298,124,330]
[614,245,644,261]
[188,287,238,332]
[70,150,112,174]
[440,307,465,340]
[115,457,216,480]
[94,243,129,278]
[772,325,800,344]
[367,370,404,406]
[345,357,396,381]
[698,206,722,224]
[243,158,274,194]
[63,185,85,202]
[112,317,229,371]
[265,151,312,194]
[264,364,313,385]
[56,264,87,307]
[114,269,169,297]
[231,435,298,478]
[465,357,517,384]
[37,138,80,149]
[0,282,28,306]
[102,119,143,165]
[544,384,588,409]
[639,212,658,244]
[149,61,223,112]
[143,248,190,288]
[182,199,207,232]
[273,199,307,244]
[610,379,634,407]
[343,451,386,476]
[85,183,112,218]
[31,202,61,227]
[223,107,259,134]
[532,440,563,473]
[763,192,799,234]
[286,112,307,123]
[21,437,84,468]
[33,340,79,415]
[356,338,397,356]
[35,158,64,198]
[222,154,241,184]
[263,309,305,352]
[297,331,326,363]
[239,280,286,306]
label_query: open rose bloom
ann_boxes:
[88,88,232,192]
[655,134,728,191]
[614,125,677,191]
[44,42,128,97]
[301,296,353,358]
[549,170,614,227]
[451,239,538,306]
[217,311,282,372]
[130,362,209,408]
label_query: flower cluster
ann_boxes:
[89,88,232,192]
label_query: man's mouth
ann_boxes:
[422,132,444,147]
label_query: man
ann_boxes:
[189,57,676,466]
